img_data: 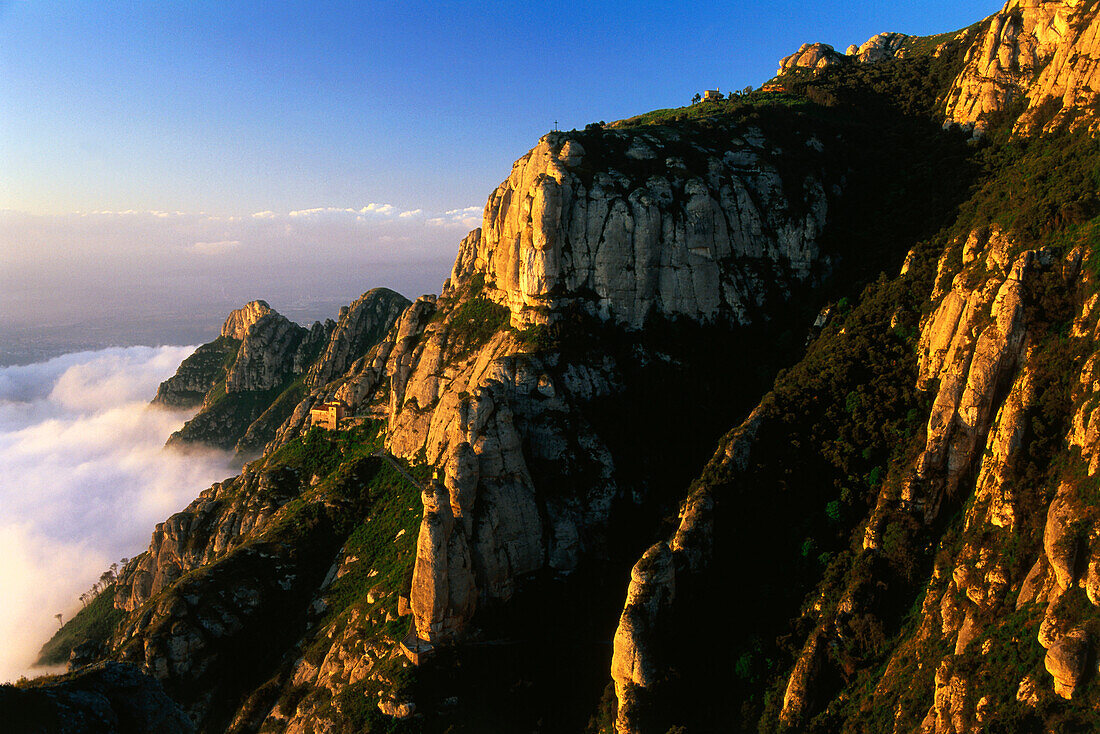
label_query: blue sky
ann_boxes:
[2,0,1002,216]
[0,1,1002,356]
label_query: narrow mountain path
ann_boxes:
[372,449,427,492]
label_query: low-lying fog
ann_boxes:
[0,346,235,681]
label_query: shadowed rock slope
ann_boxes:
[604,3,1100,732]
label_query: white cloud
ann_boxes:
[80,210,188,219]
[427,205,482,229]
[359,203,395,216]
[286,203,410,219]
[0,347,234,682]
[287,207,331,218]
[398,209,422,218]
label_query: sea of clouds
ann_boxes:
[0,346,235,681]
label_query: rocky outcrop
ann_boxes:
[114,466,304,613]
[151,337,239,409]
[779,31,911,77]
[785,229,1049,727]
[159,293,405,454]
[409,478,477,642]
[112,540,325,728]
[847,32,912,62]
[944,0,1100,134]
[261,121,838,652]
[390,335,615,640]
[447,126,834,329]
[221,300,274,340]
[607,407,760,733]
[602,221,1092,732]
[611,543,676,734]
[773,228,1100,732]
[224,312,308,393]
[1045,625,1090,698]
[903,227,1036,518]
[306,288,410,389]
[0,662,193,734]
[777,43,847,76]
[47,4,1100,733]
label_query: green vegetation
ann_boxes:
[317,466,422,628]
[235,375,309,456]
[267,422,385,476]
[170,384,291,451]
[153,335,239,408]
[614,92,811,128]
[35,585,123,667]
[513,322,556,352]
[53,420,434,733]
[33,14,1100,733]
[445,296,511,353]
[957,132,1100,247]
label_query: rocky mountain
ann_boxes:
[944,0,1100,135]
[18,1,1100,732]
[154,290,409,456]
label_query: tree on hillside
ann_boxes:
[692,93,701,104]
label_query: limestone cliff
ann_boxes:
[776,31,916,78]
[944,0,1100,134]
[778,43,847,76]
[602,225,1093,732]
[445,125,832,329]
[306,288,411,389]
[221,300,275,341]
[152,336,240,410]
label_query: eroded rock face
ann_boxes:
[409,480,477,642]
[944,0,1100,134]
[621,226,1095,732]
[225,313,308,393]
[850,32,912,63]
[607,406,761,733]
[221,300,274,340]
[114,467,304,613]
[0,662,194,734]
[100,86,851,728]
[447,127,834,329]
[152,337,240,409]
[159,295,406,454]
[306,288,411,389]
[112,541,322,728]
[1045,626,1090,698]
[777,42,847,75]
[872,228,1032,534]
[774,234,1100,729]
[611,542,676,734]
[296,125,829,641]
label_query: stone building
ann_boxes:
[309,401,346,430]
